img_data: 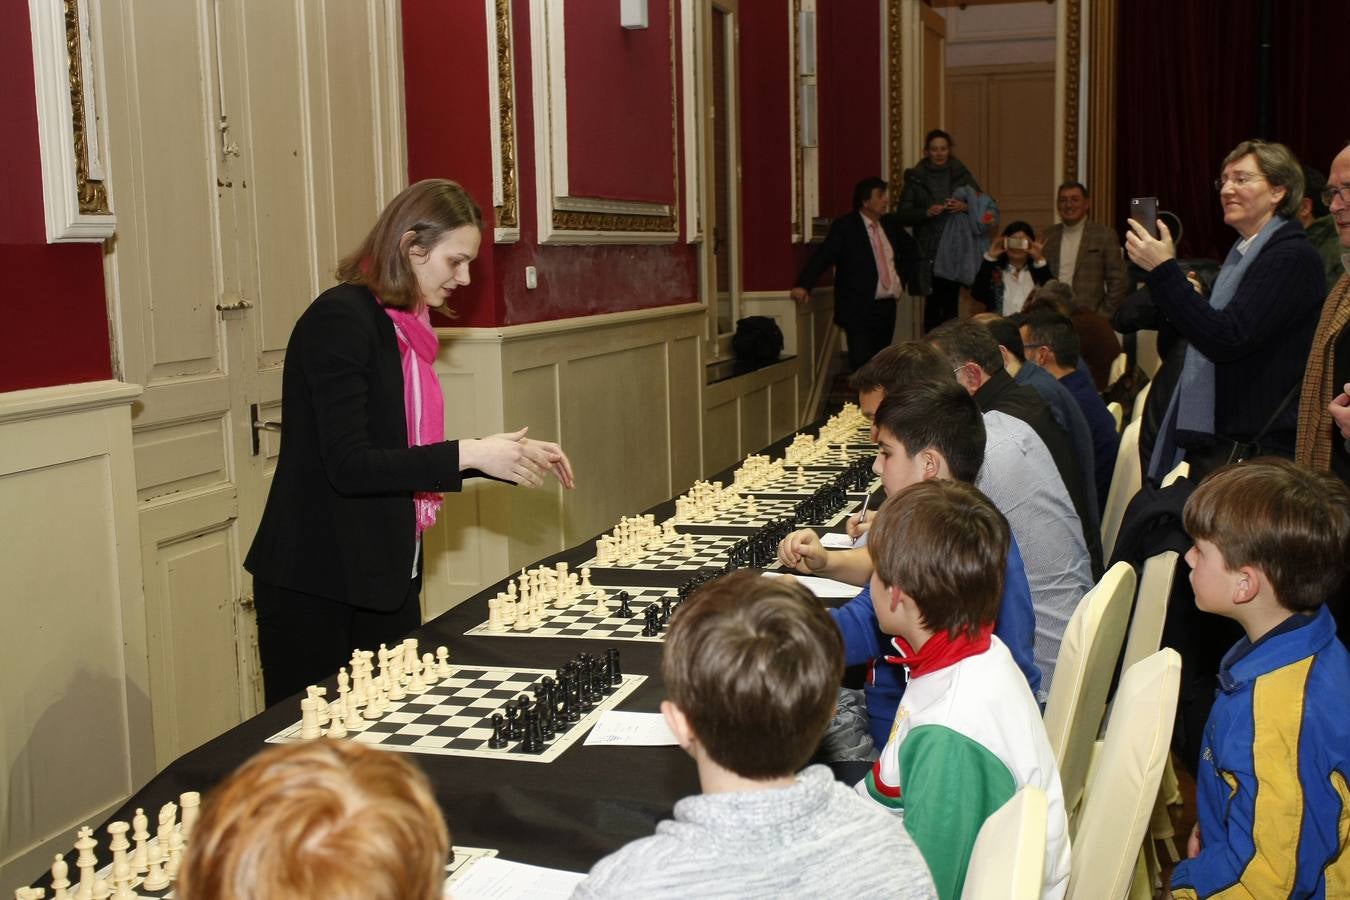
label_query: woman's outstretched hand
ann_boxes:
[461,427,576,489]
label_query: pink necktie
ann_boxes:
[869,220,892,291]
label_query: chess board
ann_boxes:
[673,495,853,528]
[744,468,881,497]
[581,532,744,571]
[465,585,679,642]
[266,664,645,763]
[446,846,499,885]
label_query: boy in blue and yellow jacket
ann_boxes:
[1169,458,1350,899]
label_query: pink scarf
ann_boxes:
[383,303,443,535]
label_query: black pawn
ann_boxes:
[616,591,634,619]
[520,709,544,753]
[488,713,508,749]
[660,595,673,625]
[504,701,523,739]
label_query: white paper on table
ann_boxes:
[446,856,586,899]
[819,532,857,549]
[583,710,677,746]
[761,571,861,598]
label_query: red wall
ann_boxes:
[0,2,113,393]
[402,0,886,326]
[563,4,676,205]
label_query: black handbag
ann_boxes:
[731,316,784,366]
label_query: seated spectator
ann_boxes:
[574,571,938,899]
[177,739,449,900]
[1020,310,1121,508]
[1169,459,1350,897]
[1024,279,1123,391]
[929,318,1104,575]
[971,220,1053,316]
[977,313,1099,521]
[858,478,1069,899]
[778,350,1041,755]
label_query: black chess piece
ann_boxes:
[641,604,658,637]
[504,701,523,739]
[488,713,507,749]
[660,595,673,625]
[607,648,621,685]
[520,709,543,753]
[616,590,634,619]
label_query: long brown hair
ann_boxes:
[336,179,484,309]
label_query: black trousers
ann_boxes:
[254,575,422,708]
[923,276,962,333]
[843,298,897,371]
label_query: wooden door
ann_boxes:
[99,0,405,768]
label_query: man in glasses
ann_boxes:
[1297,164,1346,293]
[1297,144,1350,490]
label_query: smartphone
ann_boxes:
[1006,237,1029,250]
[1130,197,1159,239]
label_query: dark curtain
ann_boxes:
[1116,0,1349,262]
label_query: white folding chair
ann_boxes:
[1130,379,1151,424]
[1042,561,1136,825]
[1107,352,1128,388]
[1119,550,1178,676]
[1161,460,1190,488]
[1100,419,1142,561]
[1067,649,1181,900]
[1106,401,1124,433]
[960,786,1048,900]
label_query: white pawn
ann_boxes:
[131,808,149,873]
[109,857,133,900]
[180,791,201,842]
[141,841,169,892]
[165,830,184,881]
[436,646,452,677]
[51,854,70,900]
[326,710,348,738]
[362,691,382,719]
[406,656,427,693]
[421,652,437,684]
[343,693,363,730]
[580,566,594,593]
[90,878,109,900]
[683,533,695,555]
[591,588,609,617]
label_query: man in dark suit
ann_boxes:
[1042,181,1129,314]
[791,177,920,370]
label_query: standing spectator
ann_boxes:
[793,177,920,371]
[895,130,982,332]
[1297,164,1346,293]
[1126,140,1324,483]
[971,221,1052,316]
[1041,181,1129,314]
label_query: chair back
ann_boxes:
[1100,419,1142,560]
[1067,649,1181,900]
[1119,550,1178,678]
[1106,401,1124,433]
[1107,352,1128,388]
[1161,460,1189,487]
[1135,330,1161,379]
[960,786,1048,900]
[1130,379,1151,424]
[1042,561,1136,822]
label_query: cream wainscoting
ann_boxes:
[0,380,153,888]
[422,305,706,618]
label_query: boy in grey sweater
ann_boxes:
[572,571,937,900]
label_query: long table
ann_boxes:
[25,413,876,890]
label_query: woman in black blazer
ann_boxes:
[246,180,574,706]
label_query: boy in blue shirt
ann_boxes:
[1169,458,1350,898]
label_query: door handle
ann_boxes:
[250,402,281,456]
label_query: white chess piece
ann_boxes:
[300,696,322,738]
[436,646,452,676]
[179,792,201,842]
[141,841,169,892]
[90,878,109,900]
[109,857,133,900]
[326,710,348,738]
[50,853,70,899]
[74,826,97,900]
[164,831,184,881]
[105,822,128,871]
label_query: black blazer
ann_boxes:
[245,284,464,611]
[795,211,919,327]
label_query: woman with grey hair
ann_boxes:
[1124,139,1324,482]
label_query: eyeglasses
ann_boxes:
[1213,173,1266,191]
[1323,185,1350,207]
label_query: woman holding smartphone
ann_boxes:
[971,221,1052,316]
[1125,139,1323,481]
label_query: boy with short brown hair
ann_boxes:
[861,480,1069,900]
[574,570,937,899]
[1169,458,1350,898]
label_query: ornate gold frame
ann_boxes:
[493,0,519,229]
[64,0,109,215]
[1063,0,1082,183]
[886,0,905,189]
